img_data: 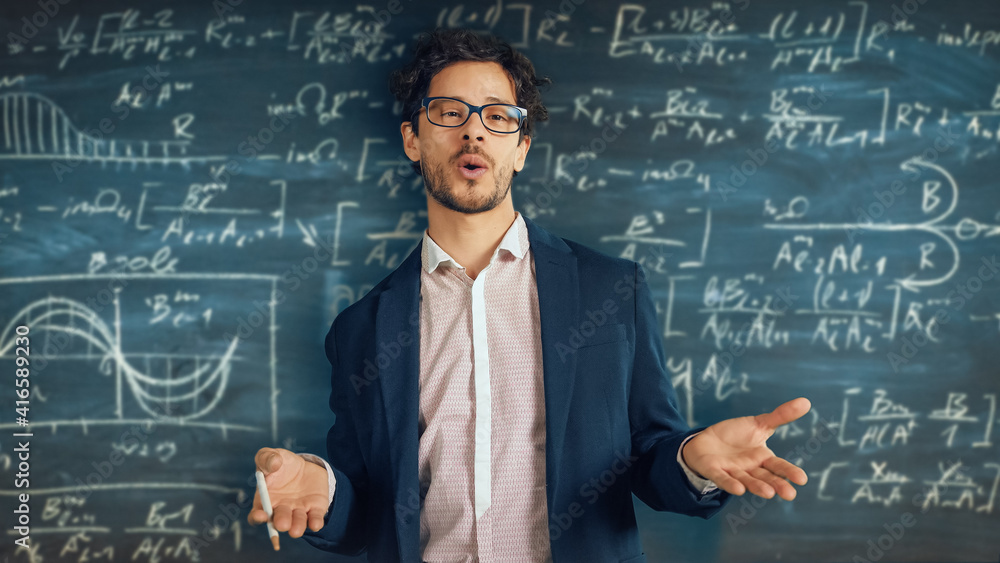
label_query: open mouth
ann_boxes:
[457,154,489,179]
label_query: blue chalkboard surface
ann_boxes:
[1,1,998,561]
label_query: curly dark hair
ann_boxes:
[389,28,551,175]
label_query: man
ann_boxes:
[249,29,810,562]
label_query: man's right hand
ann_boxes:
[248,447,330,538]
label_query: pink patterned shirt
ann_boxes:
[417,213,551,562]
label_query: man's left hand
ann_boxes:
[682,397,811,500]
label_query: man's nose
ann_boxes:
[461,110,488,141]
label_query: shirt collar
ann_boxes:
[421,212,530,274]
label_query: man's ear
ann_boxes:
[513,135,531,172]
[401,121,421,164]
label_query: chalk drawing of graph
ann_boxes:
[0,273,279,439]
[0,92,227,167]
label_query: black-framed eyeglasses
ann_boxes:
[417,97,527,134]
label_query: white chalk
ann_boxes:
[255,470,280,550]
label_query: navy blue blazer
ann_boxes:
[304,216,728,562]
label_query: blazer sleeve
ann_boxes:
[627,262,730,517]
[302,317,370,555]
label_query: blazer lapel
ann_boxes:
[524,216,580,512]
[375,242,422,561]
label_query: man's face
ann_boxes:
[402,61,531,215]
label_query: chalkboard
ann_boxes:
[1,1,998,561]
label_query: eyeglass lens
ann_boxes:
[426,99,522,133]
